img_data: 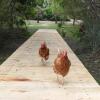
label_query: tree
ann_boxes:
[62,0,100,51]
[51,0,64,24]
[0,0,37,29]
[81,0,100,51]
[63,0,82,25]
[35,6,43,23]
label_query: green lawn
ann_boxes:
[57,24,80,40]
[26,21,58,34]
[62,25,79,37]
[26,21,79,39]
[27,23,57,29]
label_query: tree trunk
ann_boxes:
[9,0,16,29]
[60,19,64,25]
[37,14,39,23]
[37,19,39,23]
[73,18,76,26]
[55,15,57,24]
[60,19,63,25]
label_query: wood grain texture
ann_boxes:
[0,29,100,100]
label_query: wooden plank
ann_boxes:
[0,29,100,100]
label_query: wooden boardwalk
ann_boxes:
[0,29,100,100]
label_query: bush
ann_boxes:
[57,24,66,38]
[58,23,62,28]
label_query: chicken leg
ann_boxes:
[57,74,64,85]
[41,58,46,65]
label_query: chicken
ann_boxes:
[39,41,49,64]
[53,50,71,85]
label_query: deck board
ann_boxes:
[0,29,100,100]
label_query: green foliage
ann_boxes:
[58,24,80,38]
[51,0,65,23]
[36,0,44,6]
[80,0,100,51]
[58,23,62,28]
[0,0,37,28]
[27,21,58,29]
[61,0,100,51]
[43,7,53,20]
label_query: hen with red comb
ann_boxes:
[53,50,71,85]
[39,41,49,64]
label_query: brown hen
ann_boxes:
[53,50,71,85]
[39,41,49,64]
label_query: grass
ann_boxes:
[58,24,80,39]
[27,22,58,33]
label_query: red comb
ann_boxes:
[41,41,46,48]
